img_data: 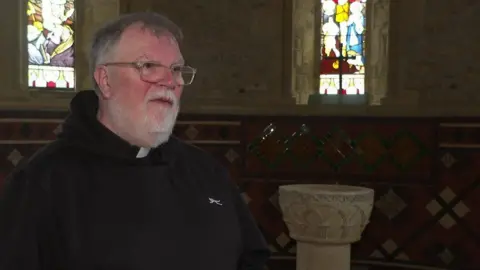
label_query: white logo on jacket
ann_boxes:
[208,197,223,206]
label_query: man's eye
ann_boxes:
[143,62,155,69]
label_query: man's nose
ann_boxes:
[156,69,176,88]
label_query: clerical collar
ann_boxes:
[136,147,150,158]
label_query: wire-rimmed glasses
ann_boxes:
[101,61,197,86]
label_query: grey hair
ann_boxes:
[89,12,184,92]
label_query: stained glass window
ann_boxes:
[27,0,75,90]
[319,0,366,95]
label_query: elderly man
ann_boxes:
[0,12,270,270]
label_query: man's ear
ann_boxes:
[94,66,112,99]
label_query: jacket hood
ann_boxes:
[57,90,173,163]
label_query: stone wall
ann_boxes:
[392,0,480,107]
[118,0,480,113]
[142,0,293,109]
[0,0,479,113]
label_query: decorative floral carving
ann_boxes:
[279,184,374,244]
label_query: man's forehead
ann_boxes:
[115,25,183,62]
[121,24,178,43]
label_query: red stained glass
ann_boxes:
[319,0,366,95]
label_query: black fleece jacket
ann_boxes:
[0,90,270,270]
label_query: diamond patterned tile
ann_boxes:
[344,122,433,175]
[172,121,241,142]
[193,145,243,183]
[283,125,322,171]
[399,217,475,269]
[436,150,480,231]
[440,151,456,169]
[6,116,480,270]
[245,120,434,183]
[0,144,45,171]
[283,125,360,174]
[239,181,292,255]
[435,150,476,192]
[268,191,280,212]
[354,130,389,173]
[318,127,357,172]
[388,129,429,172]
[53,123,63,135]
[445,152,480,269]
[225,148,240,163]
[426,187,472,230]
[374,189,407,220]
[354,185,435,262]
[246,123,292,172]
[241,192,251,204]
[275,232,291,248]
[392,148,480,269]
[7,149,24,166]
[184,125,199,140]
[437,247,455,265]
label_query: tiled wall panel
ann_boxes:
[1,112,479,270]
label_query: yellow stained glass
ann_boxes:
[27,0,75,90]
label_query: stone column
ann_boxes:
[290,0,316,104]
[365,0,391,106]
[278,184,374,270]
[80,0,121,90]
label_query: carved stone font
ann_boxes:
[278,184,374,270]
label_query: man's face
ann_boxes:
[96,24,184,147]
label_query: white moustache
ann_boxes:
[146,90,178,107]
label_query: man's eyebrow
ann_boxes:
[135,57,185,66]
[172,59,185,66]
[136,55,149,61]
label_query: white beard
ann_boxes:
[146,104,179,148]
[107,91,180,148]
